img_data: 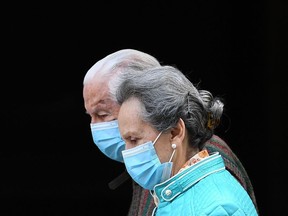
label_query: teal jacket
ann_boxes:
[152,153,258,215]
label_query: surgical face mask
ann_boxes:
[122,132,176,190]
[90,120,125,162]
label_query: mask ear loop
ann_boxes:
[153,132,176,162]
[153,131,163,145]
[168,144,176,162]
[150,143,176,198]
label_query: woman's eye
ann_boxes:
[125,137,138,146]
[130,139,137,145]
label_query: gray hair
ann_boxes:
[115,65,224,149]
[83,49,161,87]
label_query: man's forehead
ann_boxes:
[97,98,118,108]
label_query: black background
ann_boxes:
[1,1,287,215]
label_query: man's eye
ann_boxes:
[99,114,109,119]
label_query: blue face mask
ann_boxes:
[122,132,175,190]
[90,120,125,162]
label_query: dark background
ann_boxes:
[1,1,287,215]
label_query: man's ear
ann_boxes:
[170,118,186,143]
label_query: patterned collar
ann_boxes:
[178,149,209,173]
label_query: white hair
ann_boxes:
[83,49,161,85]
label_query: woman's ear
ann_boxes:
[170,118,186,143]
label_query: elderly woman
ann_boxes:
[113,65,258,215]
